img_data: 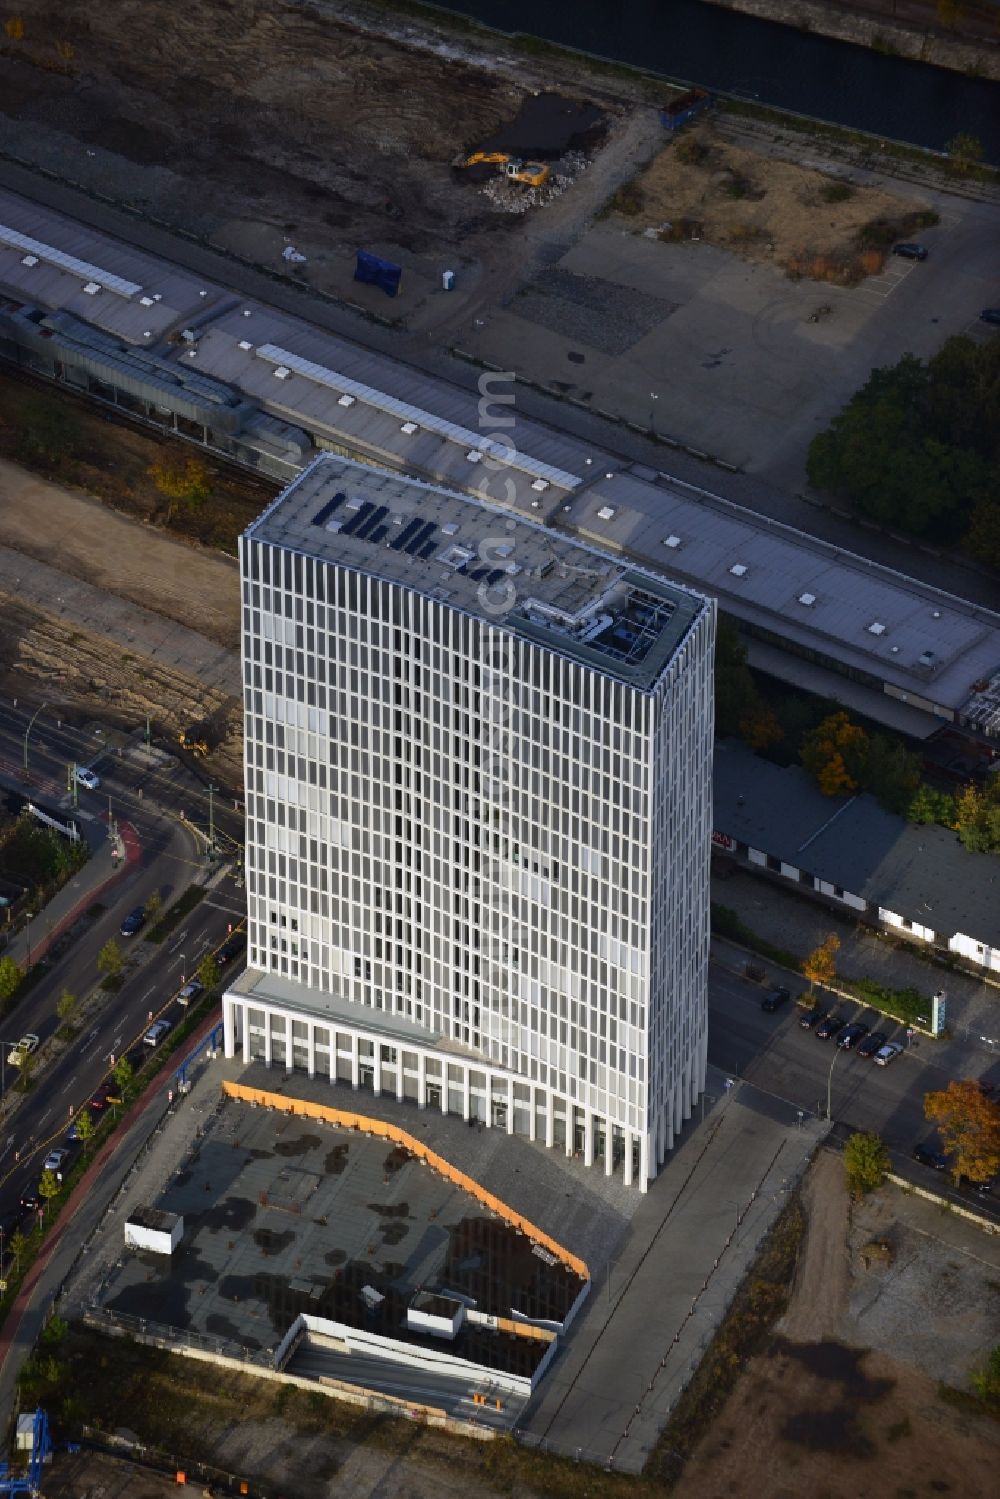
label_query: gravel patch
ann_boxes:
[846,1182,1000,1386]
[512,267,677,354]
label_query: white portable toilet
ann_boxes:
[442,270,455,291]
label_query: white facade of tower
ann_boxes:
[223,456,714,1189]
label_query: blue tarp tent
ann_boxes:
[354,250,402,298]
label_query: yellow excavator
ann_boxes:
[457,151,551,188]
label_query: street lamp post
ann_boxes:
[208,783,216,861]
[179,953,187,985]
[22,701,48,779]
[649,391,659,432]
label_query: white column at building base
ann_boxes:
[285,1015,293,1074]
[623,1130,634,1188]
[546,1099,555,1150]
[507,1078,515,1135]
[605,1117,614,1176]
[583,1111,594,1168]
[306,1022,316,1079]
[417,1053,427,1108]
[223,997,235,1059]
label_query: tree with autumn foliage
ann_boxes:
[803,933,840,995]
[800,712,869,797]
[148,455,211,524]
[924,1079,1000,1185]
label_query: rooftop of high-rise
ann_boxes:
[246,455,708,691]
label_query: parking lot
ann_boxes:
[462,156,999,488]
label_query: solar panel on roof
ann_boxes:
[370,526,389,543]
[401,521,435,556]
[339,501,376,537]
[353,505,388,541]
[390,518,423,552]
[485,569,505,585]
[417,540,438,559]
[312,494,344,527]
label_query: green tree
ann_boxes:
[800,712,869,796]
[907,783,954,826]
[807,347,998,545]
[55,987,77,1024]
[925,1079,1000,1184]
[843,1130,890,1197]
[972,1345,1000,1407]
[113,1055,135,1098]
[965,500,1000,572]
[8,1228,28,1268]
[715,616,761,738]
[38,1168,61,1214]
[0,955,21,1003]
[40,1314,68,1346]
[96,938,124,982]
[803,933,840,995]
[145,889,162,924]
[198,953,221,991]
[73,1107,95,1149]
[16,1050,35,1092]
[862,733,922,815]
[945,131,983,173]
[954,781,1000,853]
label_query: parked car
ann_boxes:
[913,1143,947,1171]
[120,905,146,938]
[6,1034,39,1067]
[959,1174,996,1198]
[761,986,791,1013]
[856,1032,887,1059]
[837,1022,871,1051]
[42,1147,69,1178]
[177,979,204,1007]
[815,1014,846,1040]
[893,242,928,260]
[90,1080,123,1111]
[799,1007,826,1030]
[19,1193,41,1216]
[218,931,246,965]
[74,765,101,791]
[874,1042,904,1067]
[980,308,1000,325]
[144,1019,172,1047]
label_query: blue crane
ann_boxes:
[0,1409,52,1496]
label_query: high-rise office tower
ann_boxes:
[224,455,715,1189]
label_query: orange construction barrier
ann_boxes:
[222,1081,590,1279]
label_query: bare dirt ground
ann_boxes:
[678,1150,1000,1498]
[613,120,935,282]
[0,0,622,318]
[0,447,245,787]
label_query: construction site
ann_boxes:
[0,1,614,319]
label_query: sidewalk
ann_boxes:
[713,867,1000,1066]
[518,1065,827,1470]
[2,816,139,972]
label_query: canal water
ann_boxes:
[437,0,1000,162]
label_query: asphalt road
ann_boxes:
[0,708,246,1248]
[707,962,999,1219]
